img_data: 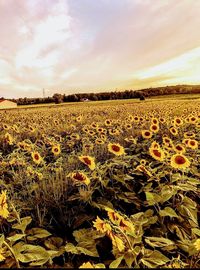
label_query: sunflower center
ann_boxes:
[152,149,161,157]
[176,146,183,151]
[74,172,85,181]
[111,145,120,152]
[174,155,186,165]
[83,157,92,165]
[34,154,39,160]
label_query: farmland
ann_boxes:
[0,97,200,268]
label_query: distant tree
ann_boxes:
[53,93,63,104]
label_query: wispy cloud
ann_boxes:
[1,0,200,98]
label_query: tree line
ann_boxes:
[7,84,200,105]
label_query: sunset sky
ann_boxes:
[1,0,200,98]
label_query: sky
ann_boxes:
[1,0,200,98]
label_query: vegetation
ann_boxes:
[2,84,200,106]
[0,98,200,268]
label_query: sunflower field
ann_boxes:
[0,98,200,268]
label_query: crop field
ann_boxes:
[0,98,200,268]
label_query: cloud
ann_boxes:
[1,0,200,98]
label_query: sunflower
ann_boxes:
[141,130,152,139]
[151,117,159,125]
[107,231,125,252]
[108,143,125,156]
[149,147,165,161]
[4,133,14,145]
[150,141,160,149]
[93,216,112,233]
[124,123,132,130]
[150,124,159,133]
[2,123,10,130]
[79,262,94,268]
[159,117,166,124]
[133,116,139,122]
[194,239,200,251]
[174,144,186,154]
[170,154,190,169]
[52,145,61,156]
[187,139,198,149]
[182,138,190,147]
[0,248,5,262]
[169,127,178,136]
[183,132,195,139]
[136,164,152,177]
[76,115,83,122]
[128,115,134,122]
[71,171,90,185]
[188,116,197,124]
[95,138,105,145]
[105,119,112,126]
[78,155,96,170]
[140,159,147,165]
[31,151,43,165]
[88,130,96,136]
[174,117,183,126]
[106,207,135,234]
[70,133,80,140]
[90,122,99,129]
[0,190,9,219]
[162,136,173,145]
[109,129,120,136]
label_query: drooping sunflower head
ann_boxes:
[78,155,96,170]
[108,143,125,156]
[0,190,9,219]
[71,171,90,185]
